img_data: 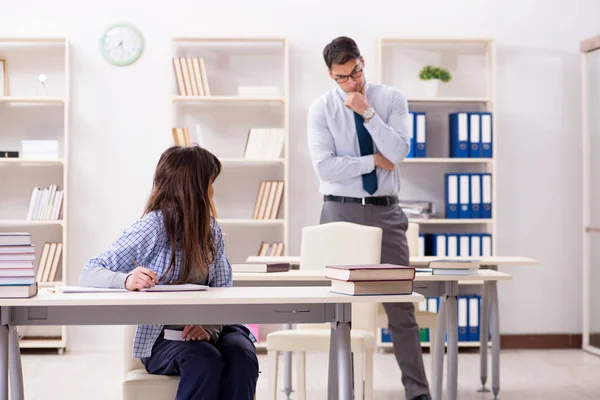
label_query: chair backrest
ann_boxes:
[299,221,382,331]
[406,222,420,258]
[123,325,144,373]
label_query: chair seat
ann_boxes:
[266,329,375,353]
[123,369,180,399]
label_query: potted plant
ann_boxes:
[418,65,451,97]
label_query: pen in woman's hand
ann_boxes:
[128,259,159,290]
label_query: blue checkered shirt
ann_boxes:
[80,210,253,358]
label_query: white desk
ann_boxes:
[0,286,421,400]
[233,269,514,400]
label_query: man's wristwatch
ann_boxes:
[363,107,375,122]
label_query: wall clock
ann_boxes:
[100,23,144,66]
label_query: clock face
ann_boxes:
[100,24,144,66]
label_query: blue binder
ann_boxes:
[481,173,492,218]
[468,295,481,342]
[445,173,459,219]
[470,173,482,218]
[449,112,469,158]
[407,112,415,158]
[468,112,482,157]
[480,112,493,158]
[413,112,426,157]
[458,174,470,219]
[458,296,469,342]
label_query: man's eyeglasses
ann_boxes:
[334,68,364,83]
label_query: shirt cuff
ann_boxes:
[203,325,223,342]
[359,154,375,175]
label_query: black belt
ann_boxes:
[324,195,398,206]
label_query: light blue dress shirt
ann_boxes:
[307,81,411,198]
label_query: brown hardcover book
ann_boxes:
[325,263,415,282]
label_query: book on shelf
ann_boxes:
[171,126,203,148]
[252,180,284,220]
[21,140,59,160]
[26,185,63,221]
[326,263,415,296]
[0,233,38,298]
[35,242,62,282]
[231,263,290,273]
[173,57,210,96]
[257,241,284,257]
[243,128,284,160]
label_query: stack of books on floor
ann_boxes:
[0,233,38,298]
[325,263,416,295]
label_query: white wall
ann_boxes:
[0,0,597,349]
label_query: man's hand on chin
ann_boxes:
[344,88,369,116]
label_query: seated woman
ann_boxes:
[80,145,258,400]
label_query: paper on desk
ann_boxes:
[141,284,208,292]
[55,286,128,293]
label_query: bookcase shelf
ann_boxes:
[377,36,497,269]
[173,95,285,104]
[171,37,289,264]
[0,37,69,351]
[0,158,64,165]
[402,158,493,164]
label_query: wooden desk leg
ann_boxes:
[0,325,7,400]
[8,326,24,400]
[432,297,447,400]
[336,321,353,400]
[328,323,339,400]
[479,282,491,393]
[446,295,459,400]
[490,282,500,399]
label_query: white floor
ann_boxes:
[17,349,600,399]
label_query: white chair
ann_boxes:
[122,325,256,400]
[266,221,383,400]
[122,325,179,400]
[375,222,437,376]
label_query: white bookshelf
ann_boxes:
[170,37,289,265]
[376,37,496,349]
[0,37,69,353]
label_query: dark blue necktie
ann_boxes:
[353,112,378,195]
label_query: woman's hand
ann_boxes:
[125,266,158,291]
[181,325,211,341]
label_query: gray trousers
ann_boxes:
[320,199,431,400]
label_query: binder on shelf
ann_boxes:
[481,234,492,256]
[418,234,425,257]
[425,234,447,257]
[406,112,415,158]
[468,295,480,342]
[459,234,470,256]
[449,112,469,158]
[458,174,470,219]
[470,173,482,218]
[458,297,468,342]
[468,112,481,157]
[481,173,492,218]
[414,112,426,158]
[445,173,459,219]
[480,112,493,158]
[470,234,482,257]
[446,234,458,257]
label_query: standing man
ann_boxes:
[306,36,431,400]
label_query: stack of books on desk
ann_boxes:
[0,233,38,298]
[325,263,416,295]
[428,259,481,275]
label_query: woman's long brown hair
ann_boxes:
[144,145,222,284]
